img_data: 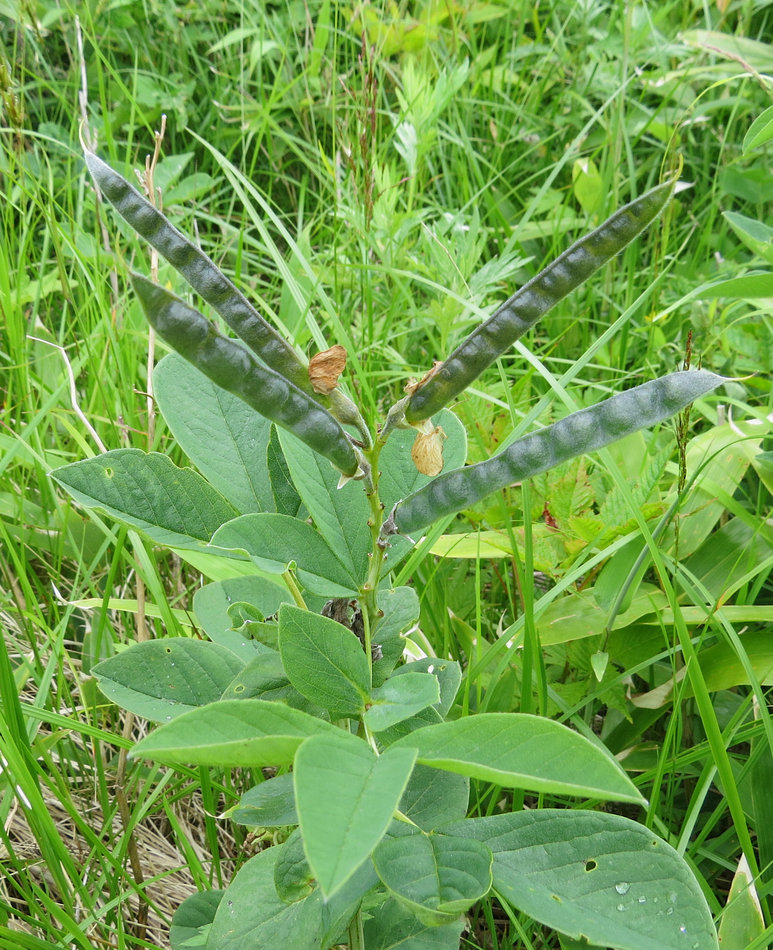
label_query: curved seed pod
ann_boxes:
[131,274,359,477]
[84,149,312,393]
[390,370,725,537]
[405,169,682,423]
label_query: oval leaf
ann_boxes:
[130,699,337,768]
[154,352,275,514]
[93,639,245,721]
[50,449,238,549]
[364,673,441,733]
[373,831,492,923]
[231,772,297,828]
[444,810,718,950]
[211,513,358,596]
[278,604,371,718]
[295,731,417,898]
[389,713,643,803]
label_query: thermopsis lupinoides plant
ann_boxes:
[51,147,724,950]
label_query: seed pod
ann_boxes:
[405,169,682,423]
[131,274,358,477]
[84,149,312,394]
[390,369,725,537]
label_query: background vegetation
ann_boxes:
[1,0,772,947]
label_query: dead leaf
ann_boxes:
[405,360,442,396]
[411,424,446,476]
[309,344,347,394]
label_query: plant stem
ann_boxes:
[360,439,387,680]
[347,907,366,950]
[282,569,307,609]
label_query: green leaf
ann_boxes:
[192,575,287,661]
[294,731,417,897]
[274,828,315,902]
[378,409,468,514]
[373,831,492,923]
[695,272,773,299]
[744,106,773,152]
[130,699,337,767]
[278,605,370,718]
[93,639,244,721]
[211,513,358,596]
[389,713,643,803]
[153,352,275,513]
[536,585,666,647]
[444,810,719,950]
[364,673,441,732]
[572,157,603,214]
[723,212,773,265]
[170,889,224,950]
[205,847,325,950]
[278,428,371,584]
[363,897,465,950]
[50,449,238,549]
[231,773,297,827]
[376,704,445,747]
[267,424,305,517]
[392,657,462,718]
[671,419,764,557]
[372,586,420,688]
[399,765,469,832]
[220,650,288,700]
[717,855,765,950]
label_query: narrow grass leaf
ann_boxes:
[389,713,644,803]
[445,810,718,950]
[130,699,337,767]
[93,639,245,721]
[694,273,773,298]
[294,732,417,898]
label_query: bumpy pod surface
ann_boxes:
[132,275,358,476]
[393,370,724,536]
[85,150,311,393]
[405,173,680,423]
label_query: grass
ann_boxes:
[2,0,773,947]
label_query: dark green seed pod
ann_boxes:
[132,274,358,477]
[405,169,682,423]
[391,369,724,537]
[84,150,312,394]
